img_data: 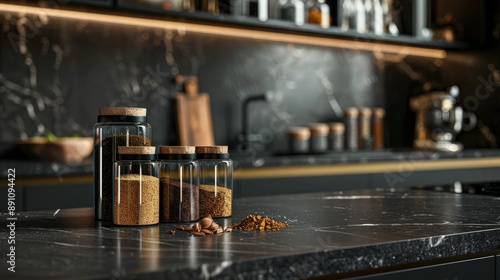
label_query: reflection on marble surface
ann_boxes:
[1,188,500,279]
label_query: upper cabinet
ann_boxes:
[2,0,490,50]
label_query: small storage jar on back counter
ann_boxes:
[158,146,199,223]
[93,107,152,221]
[114,146,159,226]
[196,146,233,218]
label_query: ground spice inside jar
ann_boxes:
[160,179,199,222]
[114,174,159,226]
[95,134,151,220]
[199,184,232,217]
[232,214,289,231]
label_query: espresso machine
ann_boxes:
[410,85,476,152]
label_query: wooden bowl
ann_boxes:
[18,137,94,163]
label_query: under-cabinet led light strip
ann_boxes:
[0,3,447,59]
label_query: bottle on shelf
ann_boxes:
[364,0,373,32]
[280,0,305,26]
[242,0,269,21]
[354,0,366,33]
[371,0,384,35]
[340,0,356,31]
[306,0,330,29]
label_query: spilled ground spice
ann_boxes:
[173,214,289,236]
[232,214,289,231]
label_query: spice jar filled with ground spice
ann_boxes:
[94,107,152,221]
[114,146,159,226]
[196,146,233,218]
[158,146,199,223]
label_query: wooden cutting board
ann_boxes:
[174,75,214,146]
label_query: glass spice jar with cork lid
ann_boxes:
[328,122,345,151]
[158,146,199,223]
[359,108,373,150]
[287,127,311,154]
[94,107,152,221]
[114,146,159,226]
[344,107,359,151]
[308,123,329,153]
[196,146,233,218]
[372,108,385,150]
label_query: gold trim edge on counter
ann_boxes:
[234,157,500,179]
[9,158,500,185]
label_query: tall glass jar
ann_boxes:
[158,146,199,223]
[344,107,359,151]
[114,146,159,226]
[94,107,152,221]
[372,107,385,149]
[358,107,372,150]
[196,146,233,218]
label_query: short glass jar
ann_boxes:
[309,123,329,153]
[94,107,152,221]
[158,146,199,223]
[328,122,345,151]
[114,146,159,226]
[287,127,311,154]
[196,146,233,218]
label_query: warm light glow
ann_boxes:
[0,3,447,59]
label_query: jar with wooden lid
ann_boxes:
[94,107,152,221]
[114,146,159,226]
[372,108,385,150]
[287,127,311,153]
[328,122,345,151]
[308,123,329,153]
[344,108,359,151]
[196,146,233,218]
[359,108,373,150]
[158,146,199,223]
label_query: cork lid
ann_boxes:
[373,108,386,118]
[287,127,311,140]
[359,108,372,117]
[159,146,195,154]
[344,107,359,117]
[118,146,156,155]
[308,123,329,136]
[195,145,228,154]
[98,107,147,117]
[329,122,345,134]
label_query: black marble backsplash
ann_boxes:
[1,2,500,159]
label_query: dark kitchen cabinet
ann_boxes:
[68,0,114,7]
[497,255,500,280]
[235,174,369,198]
[347,256,496,280]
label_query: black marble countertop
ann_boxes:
[2,149,500,179]
[2,188,500,279]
